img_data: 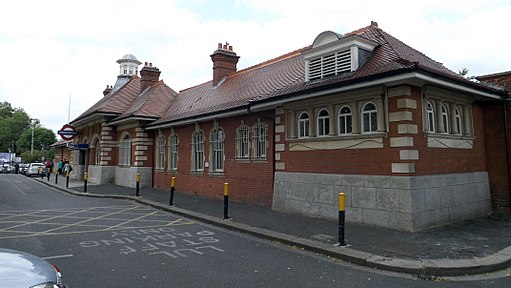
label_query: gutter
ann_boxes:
[71,112,119,127]
[145,107,249,130]
[250,71,502,112]
[108,116,157,126]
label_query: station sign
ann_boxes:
[58,124,79,140]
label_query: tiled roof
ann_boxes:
[111,81,178,122]
[153,47,307,124]
[151,22,496,127]
[73,77,141,123]
[75,22,501,129]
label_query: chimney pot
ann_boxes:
[223,44,228,50]
[228,45,233,51]
[217,43,222,49]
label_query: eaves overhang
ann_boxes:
[71,112,119,128]
[108,116,158,126]
[145,107,249,130]
[249,69,504,112]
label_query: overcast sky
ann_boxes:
[1,0,509,136]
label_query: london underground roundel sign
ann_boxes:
[58,124,79,140]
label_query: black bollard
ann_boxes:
[83,172,88,193]
[135,173,140,197]
[169,177,176,206]
[55,168,58,184]
[223,183,230,220]
[337,192,346,246]
[66,171,70,188]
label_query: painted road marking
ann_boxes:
[0,205,195,240]
[42,254,74,260]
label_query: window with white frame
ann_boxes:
[191,130,204,171]
[441,104,450,134]
[253,122,268,160]
[426,101,435,132]
[455,107,462,135]
[317,109,330,136]
[94,139,100,165]
[156,136,165,169]
[362,102,378,133]
[338,106,352,135]
[168,134,178,171]
[298,112,310,138]
[119,135,131,166]
[210,128,224,172]
[236,123,249,159]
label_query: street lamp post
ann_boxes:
[31,124,34,156]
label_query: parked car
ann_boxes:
[26,163,45,177]
[1,164,14,174]
[19,163,29,174]
[0,248,66,287]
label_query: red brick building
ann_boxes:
[477,71,511,213]
[63,22,509,231]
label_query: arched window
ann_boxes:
[236,123,249,159]
[191,130,204,171]
[338,106,352,135]
[455,107,463,135]
[93,139,100,165]
[441,104,449,134]
[119,134,131,166]
[253,122,268,160]
[156,136,165,169]
[168,134,178,171]
[298,112,310,138]
[317,109,330,136]
[426,101,435,132]
[210,128,224,173]
[362,102,378,133]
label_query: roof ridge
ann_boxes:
[179,46,309,93]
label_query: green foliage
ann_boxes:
[16,126,56,162]
[0,101,56,161]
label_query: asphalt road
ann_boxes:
[1,174,510,287]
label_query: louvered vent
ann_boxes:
[308,50,351,81]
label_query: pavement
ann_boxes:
[34,174,511,277]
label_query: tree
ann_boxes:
[0,107,31,152]
[16,126,56,162]
[458,68,469,77]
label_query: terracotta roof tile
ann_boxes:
[73,77,141,122]
[112,81,178,122]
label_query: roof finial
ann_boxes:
[371,21,378,28]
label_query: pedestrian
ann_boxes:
[45,160,53,181]
[57,160,63,176]
[64,162,72,176]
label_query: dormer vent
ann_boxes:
[303,31,378,82]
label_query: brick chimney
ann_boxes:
[139,62,161,94]
[210,43,239,86]
[103,85,112,96]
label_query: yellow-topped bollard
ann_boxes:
[223,183,230,219]
[169,177,176,206]
[337,192,346,246]
[55,167,58,184]
[83,172,88,193]
[135,173,141,197]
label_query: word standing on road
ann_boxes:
[79,227,225,259]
